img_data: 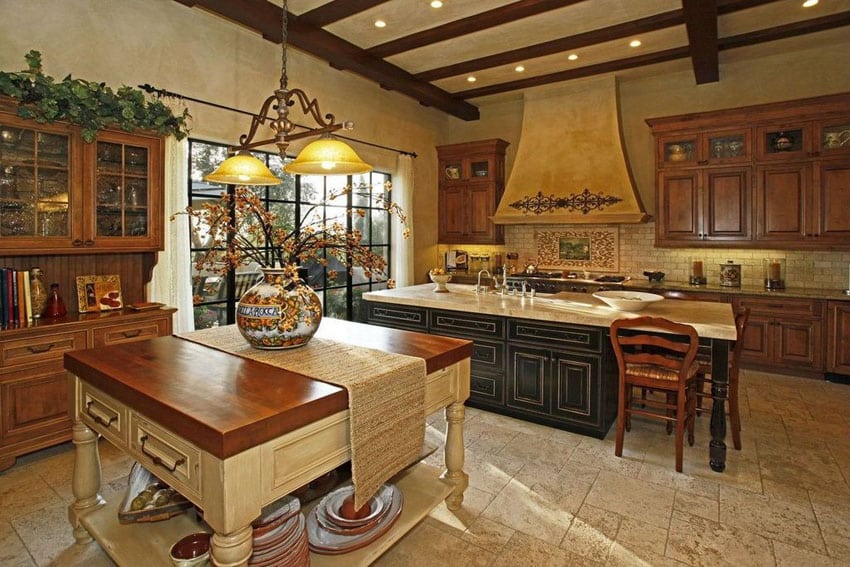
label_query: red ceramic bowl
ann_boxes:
[170,532,210,564]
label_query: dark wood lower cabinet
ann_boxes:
[827,301,850,375]
[365,302,617,438]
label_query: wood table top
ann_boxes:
[64,318,473,459]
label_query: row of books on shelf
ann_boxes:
[1,268,35,328]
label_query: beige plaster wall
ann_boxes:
[0,0,445,282]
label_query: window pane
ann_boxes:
[372,209,389,243]
[268,155,295,200]
[325,287,348,319]
[300,176,324,203]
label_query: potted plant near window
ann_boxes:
[175,184,408,349]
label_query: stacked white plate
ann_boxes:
[307,483,403,555]
[248,495,309,566]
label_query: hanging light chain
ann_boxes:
[272,0,293,153]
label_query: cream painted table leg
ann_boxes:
[441,401,468,510]
[210,526,253,567]
[68,420,105,543]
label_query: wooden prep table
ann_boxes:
[64,318,473,566]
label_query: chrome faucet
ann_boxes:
[476,269,492,294]
[521,280,528,297]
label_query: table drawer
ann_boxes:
[78,381,128,447]
[92,319,168,347]
[0,330,87,368]
[129,415,202,499]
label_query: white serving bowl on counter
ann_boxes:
[592,290,664,312]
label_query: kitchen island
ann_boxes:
[64,319,472,566]
[363,283,736,472]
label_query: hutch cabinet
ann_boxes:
[436,139,507,244]
[0,101,174,469]
[0,103,164,255]
[648,92,850,249]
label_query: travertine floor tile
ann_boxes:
[479,477,573,545]
[666,510,775,566]
[584,470,675,529]
[720,483,825,553]
[559,503,619,563]
[495,432,579,472]
[773,540,846,567]
[491,531,599,567]
[0,520,35,566]
[12,504,78,566]
[374,521,493,567]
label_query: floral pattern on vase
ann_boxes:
[236,267,322,349]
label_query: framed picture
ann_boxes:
[76,274,123,312]
[536,227,619,272]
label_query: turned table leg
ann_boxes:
[210,525,253,567]
[709,340,730,472]
[441,401,468,510]
[68,421,105,543]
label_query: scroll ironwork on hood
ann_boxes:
[492,76,649,225]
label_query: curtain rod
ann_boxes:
[139,84,418,158]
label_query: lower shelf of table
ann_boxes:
[78,461,453,566]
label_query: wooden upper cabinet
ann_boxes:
[437,139,507,244]
[0,106,164,255]
[648,92,850,249]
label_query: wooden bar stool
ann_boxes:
[695,307,750,450]
[610,317,700,473]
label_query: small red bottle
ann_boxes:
[44,283,67,318]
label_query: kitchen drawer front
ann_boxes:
[0,330,87,368]
[78,381,129,448]
[366,303,428,331]
[508,319,602,353]
[129,415,202,499]
[470,338,506,375]
[92,318,169,347]
[1,364,72,445]
[469,369,505,406]
[733,296,824,318]
[430,310,505,339]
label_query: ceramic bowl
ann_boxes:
[169,532,211,567]
[429,271,452,292]
[592,291,664,312]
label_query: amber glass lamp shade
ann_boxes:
[205,151,282,186]
[285,137,372,175]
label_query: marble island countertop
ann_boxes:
[364,284,737,340]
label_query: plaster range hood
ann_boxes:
[492,76,649,225]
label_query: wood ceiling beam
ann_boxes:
[367,0,582,59]
[173,0,480,121]
[455,10,850,100]
[682,0,719,84]
[718,10,850,50]
[298,0,392,27]
[417,10,683,82]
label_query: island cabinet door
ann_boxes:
[549,349,602,428]
[507,345,550,414]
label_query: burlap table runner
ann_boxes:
[177,325,426,510]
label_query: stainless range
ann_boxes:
[504,271,629,294]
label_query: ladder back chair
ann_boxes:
[610,317,700,473]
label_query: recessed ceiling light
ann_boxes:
[515,65,525,72]
[803,0,818,6]
[629,39,642,48]
[467,76,477,83]
[430,0,443,7]
[568,53,578,61]
[374,20,387,28]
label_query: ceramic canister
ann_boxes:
[719,260,742,287]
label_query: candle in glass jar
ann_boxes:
[769,261,781,281]
[692,260,704,278]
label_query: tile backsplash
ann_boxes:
[499,223,850,290]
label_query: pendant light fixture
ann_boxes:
[205,0,371,186]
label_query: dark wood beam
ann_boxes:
[716,0,785,15]
[455,47,690,99]
[298,0,392,27]
[682,0,719,84]
[367,0,582,58]
[416,10,683,82]
[173,0,479,121]
[718,10,850,51]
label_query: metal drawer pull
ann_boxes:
[121,329,142,338]
[139,435,185,472]
[27,343,56,354]
[85,401,117,428]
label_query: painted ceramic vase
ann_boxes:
[236,267,322,349]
